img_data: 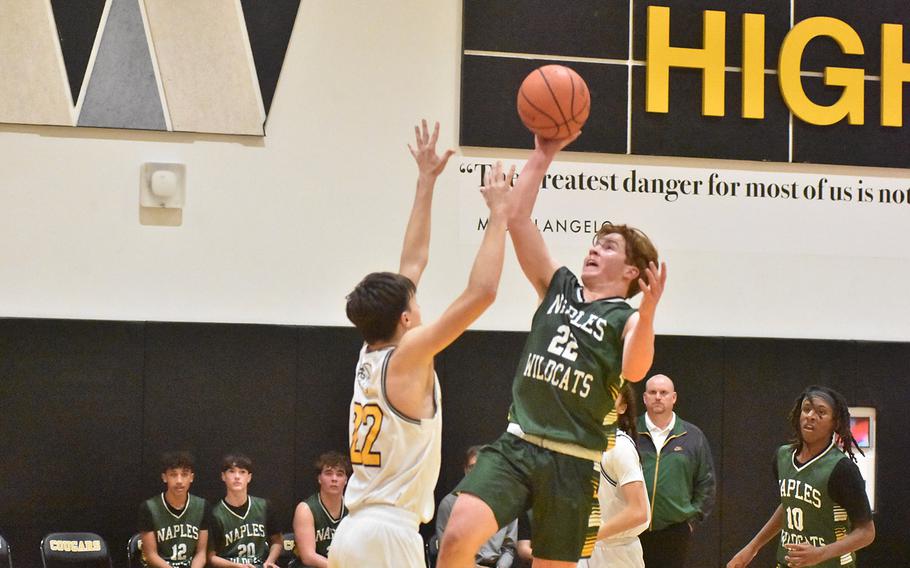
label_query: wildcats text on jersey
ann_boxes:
[780,529,827,548]
[156,524,199,542]
[224,523,265,546]
[523,352,593,398]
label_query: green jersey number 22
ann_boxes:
[547,325,578,362]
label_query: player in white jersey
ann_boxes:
[580,383,650,568]
[328,121,515,568]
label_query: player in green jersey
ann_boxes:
[207,454,283,568]
[727,386,875,568]
[292,452,350,568]
[138,452,209,568]
[438,132,666,568]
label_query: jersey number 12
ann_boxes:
[169,543,187,561]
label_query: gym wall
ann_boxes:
[1,318,908,567]
[0,2,908,341]
[1,1,909,567]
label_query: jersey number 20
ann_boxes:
[350,403,383,467]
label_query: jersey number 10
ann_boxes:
[785,506,804,531]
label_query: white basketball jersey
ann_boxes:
[598,430,650,540]
[343,344,442,523]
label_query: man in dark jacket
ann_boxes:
[636,374,715,568]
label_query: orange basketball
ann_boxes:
[517,65,590,139]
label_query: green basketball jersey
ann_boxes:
[509,267,635,451]
[776,442,855,568]
[303,493,347,558]
[141,493,206,568]
[210,496,270,566]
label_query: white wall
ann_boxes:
[1,1,909,341]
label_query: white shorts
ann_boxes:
[327,505,425,568]
[585,537,644,568]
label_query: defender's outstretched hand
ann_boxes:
[400,119,454,285]
[480,161,516,220]
[408,119,455,177]
[637,261,667,320]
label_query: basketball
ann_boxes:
[517,65,590,139]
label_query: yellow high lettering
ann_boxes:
[881,23,910,127]
[779,17,865,125]
[742,13,765,118]
[647,6,727,116]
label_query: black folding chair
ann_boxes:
[40,533,111,568]
[426,534,439,568]
[126,533,142,568]
[0,533,12,568]
[277,532,298,568]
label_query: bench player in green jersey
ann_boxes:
[438,132,666,568]
[292,451,350,568]
[207,454,283,568]
[727,386,875,568]
[137,452,209,568]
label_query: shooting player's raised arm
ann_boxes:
[507,133,579,300]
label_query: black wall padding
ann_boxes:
[0,319,144,568]
[461,55,628,154]
[433,330,527,507]
[629,68,791,162]
[0,318,907,567]
[294,326,360,504]
[464,0,628,59]
[141,322,299,528]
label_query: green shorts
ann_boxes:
[454,432,599,561]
